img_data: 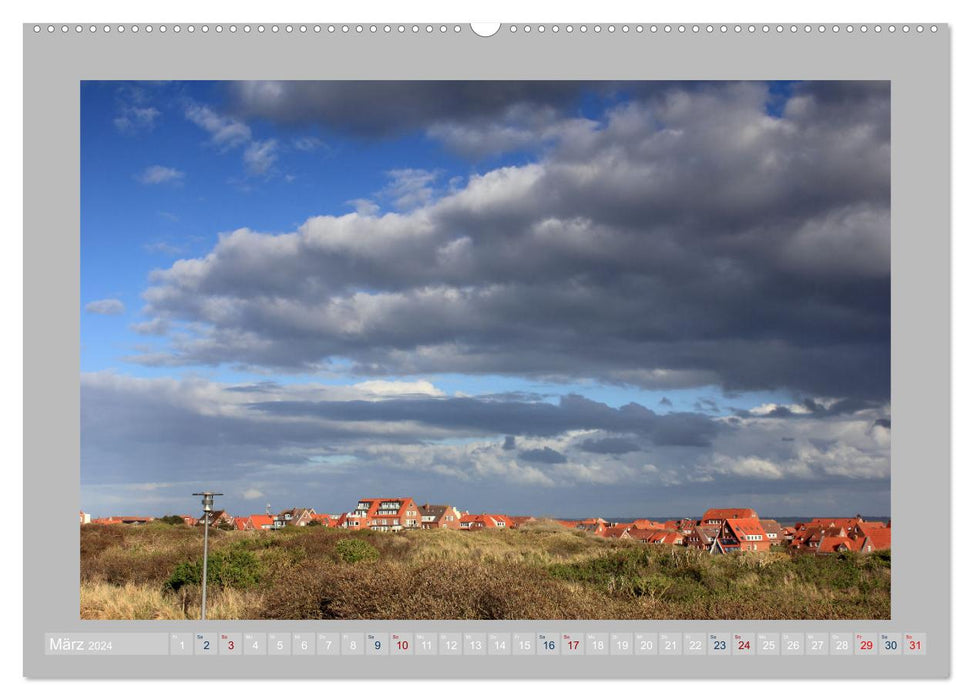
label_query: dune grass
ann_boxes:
[79,521,890,620]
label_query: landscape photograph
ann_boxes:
[80,80,891,620]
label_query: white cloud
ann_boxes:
[114,105,160,133]
[185,104,252,148]
[85,298,125,315]
[136,165,184,186]
[242,488,265,500]
[292,136,325,151]
[347,198,380,217]
[243,139,278,175]
[352,379,445,398]
[381,168,440,210]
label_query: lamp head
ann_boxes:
[192,491,223,512]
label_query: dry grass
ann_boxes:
[81,581,263,620]
[79,523,890,620]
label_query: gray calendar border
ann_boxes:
[23,22,950,679]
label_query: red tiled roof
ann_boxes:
[604,526,631,538]
[724,518,768,540]
[248,514,274,528]
[860,528,891,551]
[816,536,859,553]
[702,508,758,522]
[625,527,681,544]
[631,519,664,530]
[808,517,864,530]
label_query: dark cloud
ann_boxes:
[732,397,886,420]
[248,393,721,447]
[578,437,640,455]
[81,373,890,517]
[694,398,720,414]
[229,80,600,138]
[518,447,568,464]
[135,81,889,400]
[659,397,673,407]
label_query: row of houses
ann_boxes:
[80,503,890,555]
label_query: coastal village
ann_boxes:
[81,498,890,556]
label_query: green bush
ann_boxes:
[158,515,187,526]
[165,547,263,592]
[335,538,380,564]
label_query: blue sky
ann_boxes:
[80,81,891,518]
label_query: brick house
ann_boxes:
[342,498,421,531]
[684,524,720,550]
[275,507,316,528]
[709,518,770,553]
[418,504,463,529]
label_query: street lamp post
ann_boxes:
[192,491,223,620]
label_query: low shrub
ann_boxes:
[334,538,380,564]
[164,547,263,592]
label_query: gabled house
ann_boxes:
[709,518,770,553]
[604,524,633,538]
[79,511,91,524]
[238,514,275,530]
[418,504,463,529]
[790,525,848,552]
[700,508,759,526]
[759,519,783,544]
[276,507,316,527]
[684,524,720,550]
[853,523,891,552]
[459,513,511,529]
[342,498,421,531]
